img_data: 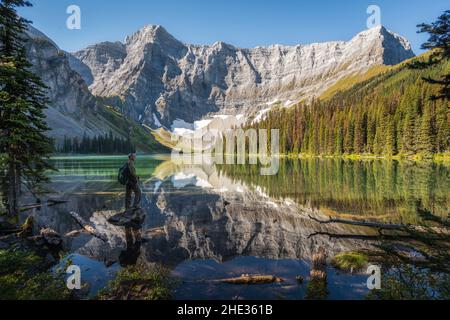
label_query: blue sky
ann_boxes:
[19,0,449,53]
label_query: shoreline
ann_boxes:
[49,152,450,164]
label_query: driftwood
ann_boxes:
[64,229,87,238]
[311,247,327,280]
[0,199,69,215]
[0,226,22,235]
[305,247,328,300]
[308,212,449,241]
[47,199,69,205]
[308,215,407,230]
[307,231,417,240]
[214,274,284,285]
[69,211,107,242]
[309,215,448,234]
[144,227,166,238]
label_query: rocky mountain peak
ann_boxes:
[22,25,126,143]
[352,25,413,64]
[71,24,416,128]
[125,24,183,48]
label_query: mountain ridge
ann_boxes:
[71,24,415,129]
[23,25,165,152]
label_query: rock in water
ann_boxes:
[40,228,63,247]
[107,209,145,228]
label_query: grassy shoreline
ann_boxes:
[46,152,450,164]
[280,152,450,163]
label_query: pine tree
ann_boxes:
[401,99,418,155]
[384,116,397,156]
[344,121,354,154]
[334,122,344,155]
[0,0,53,216]
[416,10,450,100]
[416,104,435,156]
[435,100,449,152]
[354,113,366,154]
[366,116,376,154]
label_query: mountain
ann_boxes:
[23,26,165,152]
[24,26,102,140]
[71,25,415,129]
[254,52,450,157]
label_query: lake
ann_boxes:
[27,155,449,299]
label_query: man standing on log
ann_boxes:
[125,153,141,210]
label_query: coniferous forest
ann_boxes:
[58,131,136,154]
[253,55,449,158]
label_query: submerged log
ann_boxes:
[311,247,327,280]
[308,215,448,235]
[0,224,21,235]
[0,199,69,215]
[308,215,407,230]
[69,211,107,242]
[306,247,328,300]
[47,199,69,205]
[144,227,166,238]
[217,274,285,285]
[64,229,86,238]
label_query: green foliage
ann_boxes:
[253,56,450,158]
[0,0,54,216]
[59,131,136,154]
[305,279,328,300]
[97,263,174,300]
[415,10,450,100]
[366,265,450,300]
[332,251,369,272]
[0,249,71,300]
[217,159,449,223]
[97,105,168,153]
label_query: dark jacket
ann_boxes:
[127,160,138,185]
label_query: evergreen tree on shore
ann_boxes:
[415,10,450,100]
[59,131,136,154]
[254,54,449,157]
[0,0,53,216]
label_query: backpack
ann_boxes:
[118,162,130,185]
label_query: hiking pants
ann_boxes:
[125,182,142,209]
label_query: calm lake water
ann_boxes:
[28,155,449,299]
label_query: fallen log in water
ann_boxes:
[47,199,69,205]
[64,229,87,238]
[308,215,408,230]
[0,199,69,215]
[308,215,449,236]
[143,227,166,238]
[69,211,107,242]
[214,274,285,285]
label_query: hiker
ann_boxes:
[121,153,142,210]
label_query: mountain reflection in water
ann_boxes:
[25,155,449,299]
